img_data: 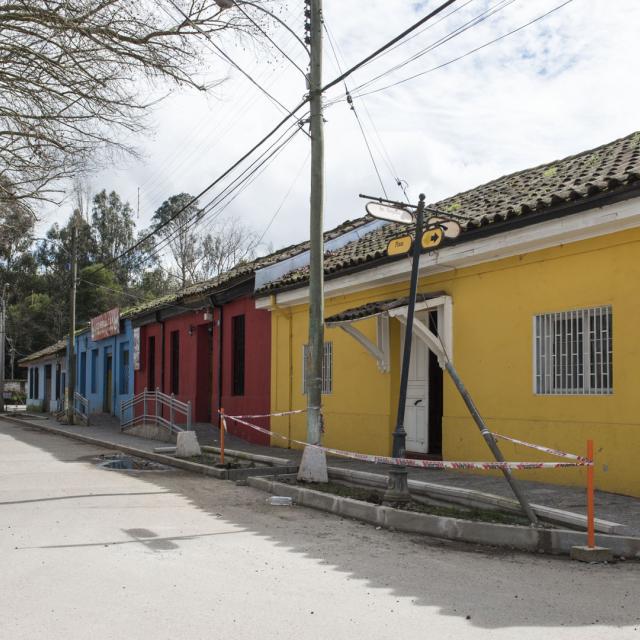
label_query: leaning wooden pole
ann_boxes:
[444,362,538,525]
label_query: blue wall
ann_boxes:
[75,319,134,422]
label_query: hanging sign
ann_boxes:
[90,307,120,341]
[421,227,444,250]
[387,235,412,256]
[427,216,462,239]
[133,327,141,371]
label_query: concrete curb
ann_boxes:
[327,466,626,535]
[1,415,299,481]
[248,475,640,558]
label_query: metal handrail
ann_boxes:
[73,392,90,426]
[120,387,191,434]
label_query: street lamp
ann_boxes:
[360,193,455,503]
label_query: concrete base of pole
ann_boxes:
[297,445,328,483]
[382,467,411,505]
[570,545,613,563]
[175,431,201,458]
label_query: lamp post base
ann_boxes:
[382,466,411,505]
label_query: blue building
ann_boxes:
[74,309,134,422]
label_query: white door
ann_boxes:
[402,328,429,453]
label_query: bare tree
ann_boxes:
[152,192,258,287]
[200,217,258,279]
[0,0,262,206]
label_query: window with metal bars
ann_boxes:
[302,342,332,394]
[534,305,612,395]
[232,315,245,396]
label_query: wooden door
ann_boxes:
[403,330,429,453]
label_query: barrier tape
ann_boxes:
[490,432,590,463]
[224,408,310,420]
[222,413,592,471]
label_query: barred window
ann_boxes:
[303,342,332,394]
[534,306,612,395]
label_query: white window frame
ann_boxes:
[533,305,612,396]
[303,342,332,395]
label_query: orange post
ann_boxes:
[587,439,595,548]
[220,407,225,465]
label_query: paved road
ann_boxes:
[1,419,638,640]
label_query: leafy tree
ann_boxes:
[151,193,205,288]
[76,264,123,325]
[91,190,136,286]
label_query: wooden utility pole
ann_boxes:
[298,0,328,482]
[0,284,7,412]
[67,213,78,425]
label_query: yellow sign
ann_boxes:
[387,235,412,256]
[421,227,444,250]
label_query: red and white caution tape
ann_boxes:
[222,413,592,471]
[223,408,309,420]
[490,432,590,463]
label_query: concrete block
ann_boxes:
[298,488,338,512]
[175,431,201,458]
[337,497,382,526]
[297,445,328,483]
[570,545,613,563]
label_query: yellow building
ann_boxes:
[255,132,640,497]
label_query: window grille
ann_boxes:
[534,305,612,395]
[303,342,332,394]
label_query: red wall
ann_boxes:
[214,297,271,445]
[133,296,271,444]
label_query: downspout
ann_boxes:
[209,295,223,424]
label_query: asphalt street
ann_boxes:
[1,418,638,640]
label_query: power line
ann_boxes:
[324,22,389,198]
[98,0,466,275]
[321,0,459,94]
[351,0,574,98]
[140,119,306,268]
[252,149,311,250]
[349,0,519,95]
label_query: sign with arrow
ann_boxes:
[421,226,444,249]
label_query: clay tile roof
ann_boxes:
[18,339,67,366]
[257,131,640,295]
[122,216,375,320]
[325,292,446,324]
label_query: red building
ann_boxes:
[131,266,272,444]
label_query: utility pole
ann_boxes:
[67,213,78,425]
[0,284,7,412]
[298,0,328,482]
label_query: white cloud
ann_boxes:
[36,0,640,261]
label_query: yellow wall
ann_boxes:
[269,227,640,496]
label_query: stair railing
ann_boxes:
[120,387,191,435]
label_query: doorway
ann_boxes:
[195,324,214,422]
[44,364,52,412]
[402,310,443,456]
[104,352,113,413]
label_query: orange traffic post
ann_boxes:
[219,407,225,465]
[587,439,595,549]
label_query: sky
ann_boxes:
[36,0,640,262]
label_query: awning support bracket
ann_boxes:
[339,316,390,373]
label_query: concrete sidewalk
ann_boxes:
[5,411,640,536]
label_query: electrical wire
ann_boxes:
[351,0,519,95]
[350,0,574,98]
[95,0,468,276]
